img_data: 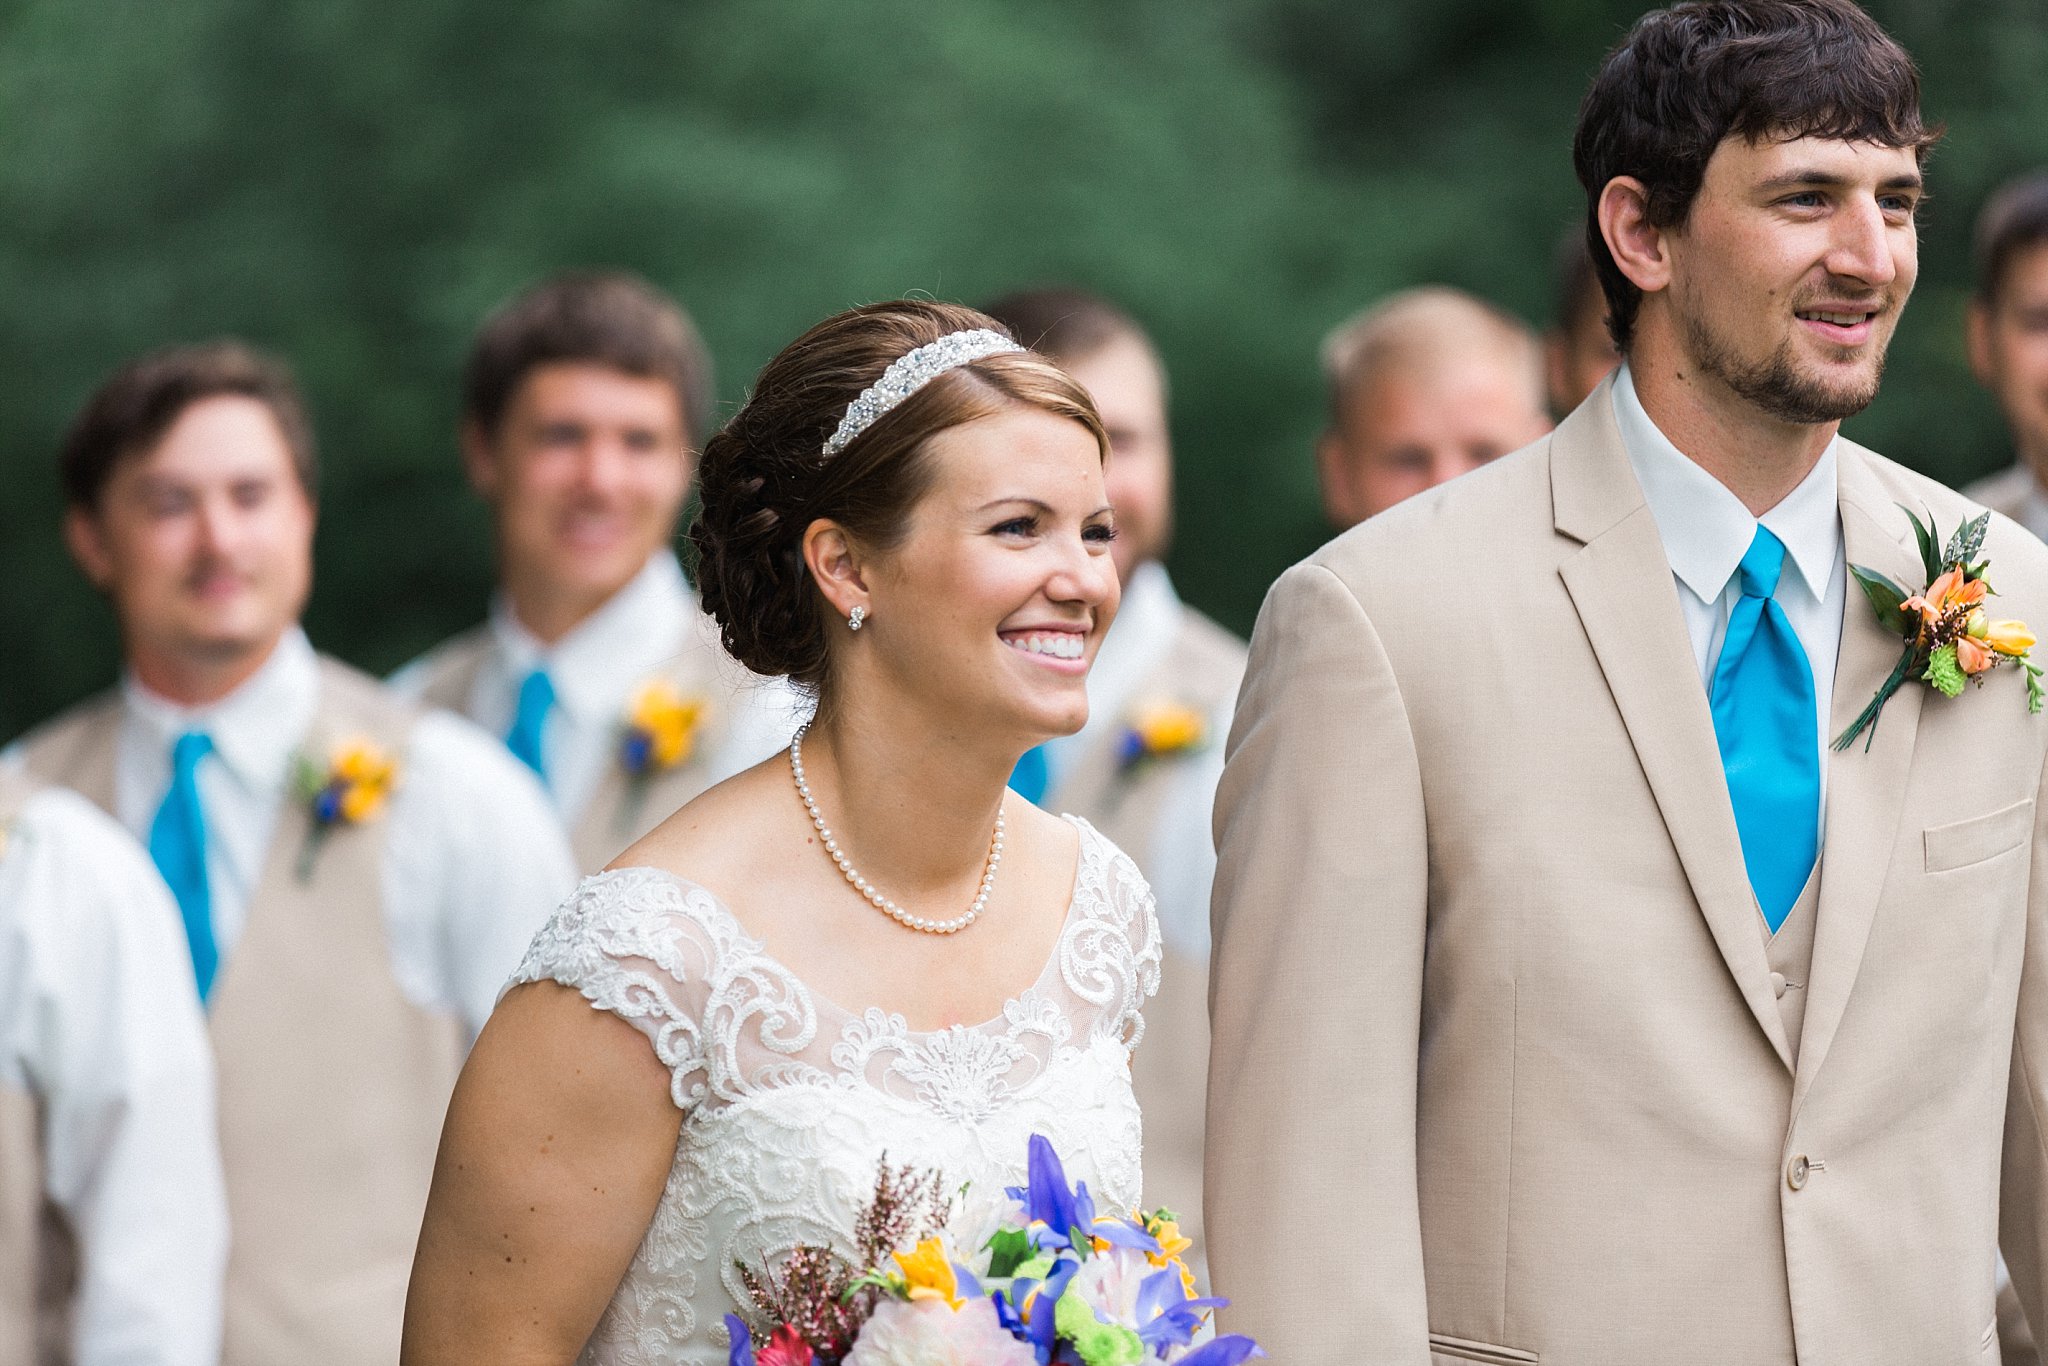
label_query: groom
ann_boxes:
[1207,2,2048,1362]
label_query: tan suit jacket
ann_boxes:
[1208,377,2048,1365]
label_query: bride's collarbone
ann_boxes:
[721,813,1084,1033]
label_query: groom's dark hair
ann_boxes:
[1573,0,1939,351]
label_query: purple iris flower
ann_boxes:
[621,731,654,775]
[723,1314,755,1366]
[1173,1336,1265,1364]
[313,787,343,824]
[1133,1265,1228,1353]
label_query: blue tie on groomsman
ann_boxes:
[506,668,556,783]
[1008,744,1050,805]
[1708,526,1820,932]
[148,729,219,1001]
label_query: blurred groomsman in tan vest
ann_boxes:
[0,770,226,1366]
[1960,167,2048,1366]
[393,273,799,871]
[1545,228,1622,417]
[981,288,1245,1265]
[7,341,575,1366]
[1965,172,2048,544]
[1315,286,1554,529]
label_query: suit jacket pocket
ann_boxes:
[1924,798,2035,873]
[1429,1332,1539,1364]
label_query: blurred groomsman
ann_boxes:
[1545,229,1622,417]
[0,771,227,1366]
[982,288,1245,1264]
[8,341,575,1366]
[1316,286,1554,529]
[1966,171,2048,1366]
[394,273,798,871]
[1965,172,2048,543]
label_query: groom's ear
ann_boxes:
[1598,176,1674,297]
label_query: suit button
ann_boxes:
[1787,1155,1810,1191]
[1771,972,1788,999]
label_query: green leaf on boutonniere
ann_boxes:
[1925,643,1967,698]
[1850,565,1911,636]
[1943,511,1990,570]
[1903,503,1942,583]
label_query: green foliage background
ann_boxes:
[3,0,2046,739]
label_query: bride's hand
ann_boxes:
[401,981,683,1365]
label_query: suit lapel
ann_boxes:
[1553,381,1793,1072]
[1791,448,1926,1116]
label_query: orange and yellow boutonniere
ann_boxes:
[613,679,709,832]
[291,736,398,878]
[1835,508,2044,751]
[1115,700,1207,774]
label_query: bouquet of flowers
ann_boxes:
[725,1134,1262,1366]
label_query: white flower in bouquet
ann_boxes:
[843,1296,1037,1366]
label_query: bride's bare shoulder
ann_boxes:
[606,755,803,892]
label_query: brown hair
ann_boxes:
[462,271,716,447]
[1572,0,1939,351]
[60,339,316,510]
[1975,171,2048,306]
[689,300,1107,698]
[980,287,1154,367]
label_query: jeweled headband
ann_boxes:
[822,328,1025,456]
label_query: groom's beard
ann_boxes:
[1678,290,1891,426]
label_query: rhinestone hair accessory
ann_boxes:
[822,328,1024,456]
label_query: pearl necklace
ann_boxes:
[789,723,1003,935]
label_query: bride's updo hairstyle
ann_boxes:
[691,300,1107,699]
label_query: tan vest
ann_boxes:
[411,608,742,871]
[1762,863,1822,1063]
[1048,605,1246,1265]
[17,658,464,1366]
[0,770,74,1366]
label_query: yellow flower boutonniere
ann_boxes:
[614,679,709,832]
[1115,700,1208,774]
[1836,507,2044,751]
[292,736,398,879]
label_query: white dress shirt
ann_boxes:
[1613,363,1846,816]
[76,629,575,1035]
[1048,561,1232,960]
[0,787,227,1366]
[392,552,802,823]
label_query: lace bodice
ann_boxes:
[508,814,1162,1365]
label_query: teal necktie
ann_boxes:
[149,730,219,1001]
[1009,745,1051,805]
[1709,527,1821,932]
[506,668,555,783]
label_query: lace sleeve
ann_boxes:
[1062,820,1164,1049]
[506,868,725,1113]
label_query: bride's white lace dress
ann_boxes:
[507,814,1162,1366]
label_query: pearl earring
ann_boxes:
[848,605,866,632]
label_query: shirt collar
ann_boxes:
[122,627,319,793]
[1612,362,1840,608]
[488,551,695,722]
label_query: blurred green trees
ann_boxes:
[3,0,2045,738]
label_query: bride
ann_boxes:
[402,300,1162,1364]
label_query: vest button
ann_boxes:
[1771,971,1788,999]
[1787,1154,1810,1191]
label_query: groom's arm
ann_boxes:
[2001,748,2048,1336]
[1206,560,1431,1363]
